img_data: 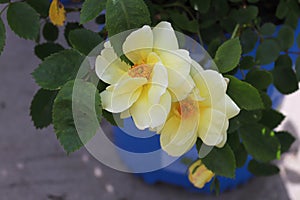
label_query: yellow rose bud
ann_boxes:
[188,160,215,189]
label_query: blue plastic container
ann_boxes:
[112,21,300,193]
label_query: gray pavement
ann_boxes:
[0,14,299,200]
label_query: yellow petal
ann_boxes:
[198,108,227,146]
[148,91,171,128]
[123,25,153,64]
[160,111,198,157]
[169,75,195,102]
[193,70,227,111]
[101,77,146,113]
[148,62,168,104]
[225,94,240,118]
[95,45,129,84]
[49,0,66,26]
[158,49,191,88]
[130,88,151,130]
[153,21,178,50]
[188,162,215,188]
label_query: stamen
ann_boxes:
[128,64,152,79]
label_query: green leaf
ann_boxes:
[231,6,258,24]
[260,23,276,36]
[43,22,59,42]
[276,0,288,19]
[245,69,273,90]
[106,0,151,55]
[277,25,294,51]
[259,109,285,129]
[240,28,258,53]
[226,75,264,110]
[237,109,262,124]
[276,131,295,153]
[207,38,221,58]
[170,12,199,33]
[256,39,280,65]
[64,22,84,46]
[0,0,9,3]
[26,0,50,18]
[202,144,236,178]
[259,91,272,109]
[234,144,248,168]
[214,38,242,73]
[190,0,211,13]
[273,55,299,94]
[227,131,240,151]
[296,56,300,81]
[69,29,103,56]
[239,123,281,162]
[210,177,220,196]
[285,12,298,30]
[80,0,106,24]
[32,49,86,90]
[7,2,40,40]
[0,18,5,55]
[34,43,64,60]
[53,80,102,154]
[30,89,57,129]
[239,56,255,69]
[247,0,259,2]
[248,160,279,176]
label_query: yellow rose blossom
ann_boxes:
[188,160,215,189]
[160,62,240,156]
[96,22,194,130]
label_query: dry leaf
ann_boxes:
[49,0,66,26]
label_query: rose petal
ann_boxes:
[123,25,153,64]
[153,21,178,50]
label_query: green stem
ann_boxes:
[231,24,240,39]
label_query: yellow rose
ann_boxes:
[160,61,240,156]
[188,160,215,189]
[96,22,194,130]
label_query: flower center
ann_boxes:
[177,99,197,119]
[128,64,152,80]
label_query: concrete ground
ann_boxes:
[0,13,300,200]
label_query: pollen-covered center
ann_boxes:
[177,99,198,119]
[128,64,152,80]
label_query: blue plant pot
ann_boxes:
[112,21,300,193]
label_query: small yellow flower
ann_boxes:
[49,0,66,26]
[96,22,194,130]
[188,160,214,189]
